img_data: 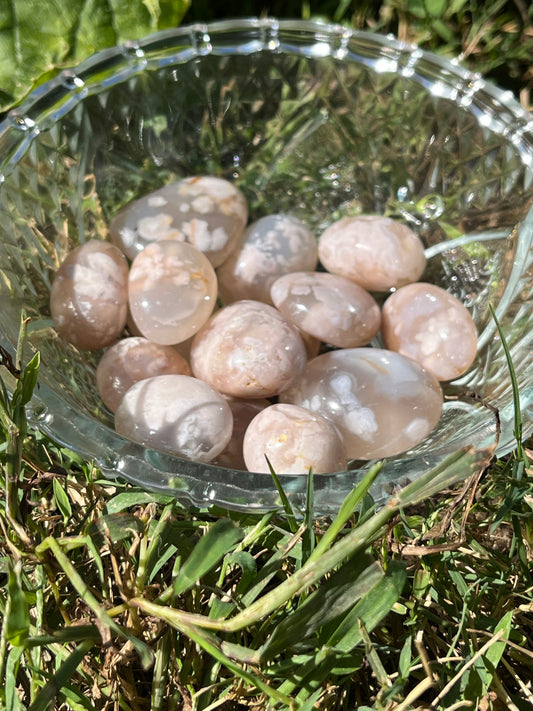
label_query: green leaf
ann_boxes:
[0,0,191,112]
[104,490,174,514]
[5,646,24,711]
[173,518,243,596]
[52,476,73,522]
[424,0,448,17]
[484,610,513,673]
[5,561,30,647]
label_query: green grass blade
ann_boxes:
[266,455,299,533]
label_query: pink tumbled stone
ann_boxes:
[109,176,248,266]
[114,374,233,462]
[190,300,307,398]
[96,337,191,412]
[381,282,478,381]
[217,214,318,304]
[281,348,443,460]
[318,215,426,292]
[128,240,217,345]
[271,271,381,348]
[214,397,271,470]
[50,240,128,350]
[243,403,346,475]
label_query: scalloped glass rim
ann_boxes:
[0,17,532,514]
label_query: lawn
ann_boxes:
[0,1,533,709]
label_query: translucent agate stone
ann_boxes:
[281,348,443,460]
[109,176,248,266]
[114,374,233,463]
[213,397,270,470]
[243,403,347,475]
[217,214,318,304]
[96,337,191,412]
[190,300,307,398]
[50,240,128,350]
[271,271,381,348]
[381,282,478,381]
[318,215,426,292]
[128,240,217,345]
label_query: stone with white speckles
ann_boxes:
[96,337,191,412]
[281,348,443,460]
[270,271,381,348]
[50,240,129,350]
[190,300,308,398]
[381,282,478,381]
[114,374,233,462]
[242,403,347,474]
[128,240,217,345]
[109,176,248,266]
[318,215,426,292]
[217,214,318,304]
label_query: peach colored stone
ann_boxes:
[242,403,346,475]
[318,215,426,292]
[381,282,478,381]
[281,348,443,460]
[217,214,318,304]
[50,240,128,350]
[270,271,381,348]
[128,240,217,345]
[96,337,191,412]
[109,176,248,266]
[190,300,307,398]
[114,374,233,462]
[214,397,271,470]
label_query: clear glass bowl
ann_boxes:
[0,18,532,514]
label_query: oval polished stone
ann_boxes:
[109,176,248,266]
[96,337,191,412]
[270,271,381,348]
[217,214,318,304]
[213,397,271,470]
[318,215,426,292]
[114,374,233,463]
[281,348,443,460]
[381,282,478,381]
[190,300,308,398]
[128,240,217,345]
[50,240,128,350]
[243,403,347,475]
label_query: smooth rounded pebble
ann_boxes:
[96,337,191,412]
[109,176,248,266]
[217,214,318,304]
[318,215,426,291]
[281,348,443,460]
[270,271,381,348]
[381,282,478,381]
[50,240,128,350]
[190,300,308,398]
[213,397,271,470]
[128,240,217,345]
[243,403,346,475]
[114,374,233,463]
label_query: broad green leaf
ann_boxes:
[0,0,191,112]
[13,351,40,408]
[52,476,73,522]
[484,610,513,673]
[173,518,243,596]
[5,561,30,647]
[88,512,144,543]
[424,0,448,16]
[104,490,174,514]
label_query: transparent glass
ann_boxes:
[0,18,532,514]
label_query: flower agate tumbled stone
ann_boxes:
[128,240,217,345]
[217,214,318,304]
[271,271,381,348]
[381,282,478,381]
[96,337,191,412]
[281,348,443,460]
[243,403,346,475]
[50,240,128,350]
[114,374,233,462]
[109,176,248,266]
[318,215,426,292]
[190,300,307,398]
[214,397,271,470]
